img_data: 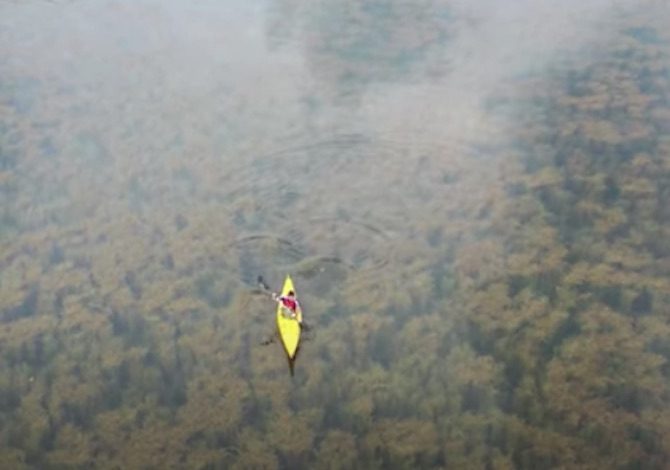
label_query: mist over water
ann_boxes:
[1,0,670,468]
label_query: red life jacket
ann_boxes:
[280,296,298,312]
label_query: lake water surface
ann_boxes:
[1,0,670,468]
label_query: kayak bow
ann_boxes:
[276,275,302,359]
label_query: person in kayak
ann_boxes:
[273,290,302,323]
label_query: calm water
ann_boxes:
[1,0,669,468]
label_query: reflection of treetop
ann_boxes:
[268,0,451,93]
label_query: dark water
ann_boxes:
[1,0,670,468]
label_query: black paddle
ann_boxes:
[257,275,274,296]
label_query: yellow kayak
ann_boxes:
[276,275,302,359]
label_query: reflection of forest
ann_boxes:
[1,7,670,470]
[266,0,451,98]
